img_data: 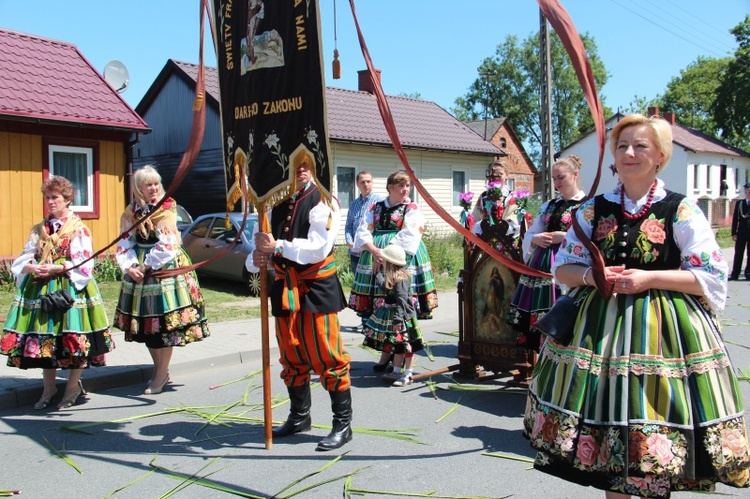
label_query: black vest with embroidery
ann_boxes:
[269,185,346,316]
[544,197,581,232]
[592,191,684,271]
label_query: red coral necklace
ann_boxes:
[620,180,658,220]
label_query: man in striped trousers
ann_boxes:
[249,155,352,451]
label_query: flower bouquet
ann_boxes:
[458,191,474,229]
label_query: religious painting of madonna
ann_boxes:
[472,257,516,343]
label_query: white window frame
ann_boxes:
[335,165,356,210]
[48,144,94,212]
[451,169,468,207]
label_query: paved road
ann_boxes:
[1,246,749,498]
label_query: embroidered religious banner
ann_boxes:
[212,0,333,212]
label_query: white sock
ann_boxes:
[392,367,402,374]
[403,369,413,377]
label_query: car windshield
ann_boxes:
[175,205,193,224]
[242,219,256,241]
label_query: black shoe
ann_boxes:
[316,390,353,451]
[372,353,394,372]
[273,384,312,438]
[729,276,739,281]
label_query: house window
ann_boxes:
[452,170,467,206]
[336,166,355,209]
[693,164,701,194]
[500,137,507,148]
[45,141,99,218]
[506,178,515,191]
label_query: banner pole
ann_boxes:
[259,210,273,450]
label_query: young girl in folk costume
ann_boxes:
[1,176,114,410]
[362,244,424,387]
[349,170,438,322]
[506,155,585,351]
[113,165,209,395]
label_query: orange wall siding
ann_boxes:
[0,131,126,259]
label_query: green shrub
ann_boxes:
[423,229,464,277]
[93,254,123,282]
[0,259,15,291]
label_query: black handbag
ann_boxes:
[533,294,581,345]
[40,290,76,314]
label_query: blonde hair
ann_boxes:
[554,154,582,173]
[132,165,166,207]
[610,114,673,172]
[383,260,411,290]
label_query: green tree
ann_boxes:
[713,15,750,150]
[657,56,731,135]
[621,94,660,116]
[452,31,610,164]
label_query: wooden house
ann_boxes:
[464,118,538,193]
[0,28,150,259]
[133,61,507,238]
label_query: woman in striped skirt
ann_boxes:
[348,170,438,322]
[1,176,114,410]
[524,114,749,497]
[113,165,209,395]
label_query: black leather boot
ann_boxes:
[273,383,312,437]
[316,389,352,451]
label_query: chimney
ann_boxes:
[357,69,381,94]
[663,112,676,125]
[647,106,660,118]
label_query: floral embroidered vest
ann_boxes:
[543,197,581,232]
[592,191,684,270]
[372,201,410,233]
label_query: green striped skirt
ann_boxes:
[113,248,209,348]
[1,273,114,369]
[524,287,750,497]
[348,230,438,316]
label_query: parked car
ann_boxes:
[175,204,194,235]
[181,212,272,296]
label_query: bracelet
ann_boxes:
[582,267,592,286]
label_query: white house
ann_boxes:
[558,109,750,224]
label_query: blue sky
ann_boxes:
[1,0,747,116]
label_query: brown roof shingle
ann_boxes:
[0,28,149,131]
[166,60,501,155]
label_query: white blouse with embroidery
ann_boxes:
[352,198,424,256]
[551,180,728,312]
[245,198,341,272]
[12,223,95,291]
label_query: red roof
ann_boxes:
[0,28,149,132]
[671,125,748,157]
[160,60,501,155]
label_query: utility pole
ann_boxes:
[480,72,493,140]
[539,9,555,201]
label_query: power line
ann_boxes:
[608,0,735,59]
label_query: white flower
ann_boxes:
[264,133,279,148]
[306,129,318,144]
[227,136,234,150]
[248,132,254,149]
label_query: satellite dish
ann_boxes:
[103,60,129,93]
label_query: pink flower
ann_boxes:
[720,428,748,458]
[576,434,599,467]
[646,433,674,466]
[0,332,19,353]
[688,254,702,267]
[640,218,666,244]
[572,245,583,256]
[532,411,545,436]
[593,217,618,240]
[23,337,41,358]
